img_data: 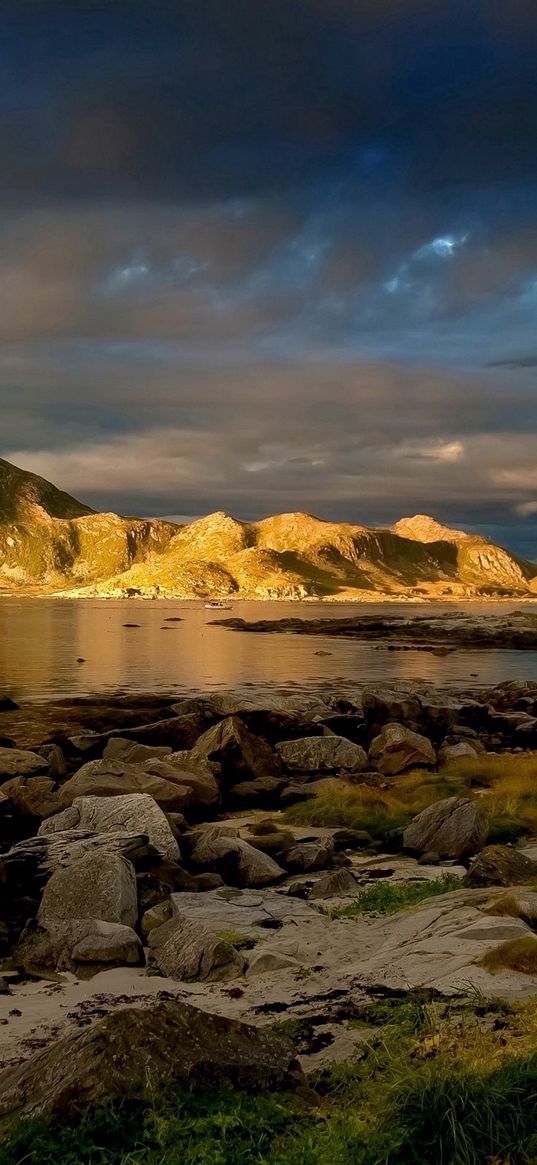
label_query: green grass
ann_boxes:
[217,929,256,950]
[381,1053,537,1165]
[284,786,411,840]
[5,996,537,1165]
[330,873,462,917]
[284,754,537,848]
[283,771,466,843]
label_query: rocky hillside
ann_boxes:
[0,458,176,591]
[69,510,537,600]
[0,456,535,598]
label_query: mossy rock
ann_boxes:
[465,844,537,888]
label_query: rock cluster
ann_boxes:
[2,679,537,1141]
[1,679,536,981]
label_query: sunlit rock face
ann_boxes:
[0,457,176,590]
[0,458,536,599]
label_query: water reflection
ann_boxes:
[0,598,536,702]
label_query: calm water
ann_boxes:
[0,598,536,702]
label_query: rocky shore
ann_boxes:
[2,677,537,1140]
[214,609,537,649]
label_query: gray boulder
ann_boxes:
[421,700,463,734]
[228,775,285,807]
[0,747,48,779]
[148,916,246,982]
[309,868,360,899]
[2,830,153,947]
[276,735,367,774]
[246,949,302,977]
[189,716,277,787]
[164,766,220,811]
[0,776,60,819]
[141,899,173,940]
[37,744,67,778]
[69,921,141,966]
[68,749,222,814]
[465,845,537,888]
[69,714,210,758]
[59,759,201,813]
[369,722,436,775]
[38,852,138,928]
[514,719,537,747]
[438,741,481,766]
[40,793,180,862]
[361,689,424,731]
[171,693,261,718]
[31,828,154,872]
[283,839,334,872]
[103,738,172,764]
[188,827,284,886]
[403,796,488,860]
[14,918,141,975]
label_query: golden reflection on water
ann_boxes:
[0,598,536,702]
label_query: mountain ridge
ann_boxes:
[0,457,535,599]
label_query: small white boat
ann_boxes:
[204,601,232,609]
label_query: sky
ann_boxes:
[1,1,537,557]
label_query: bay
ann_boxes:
[1,598,536,703]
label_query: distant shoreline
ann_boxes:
[1,592,537,604]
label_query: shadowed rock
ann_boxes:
[14,918,141,977]
[0,748,48,780]
[147,916,246,982]
[59,757,219,816]
[38,852,138,928]
[188,827,284,886]
[103,738,173,764]
[309,868,360,899]
[404,797,488,860]
[465,845,537,888]
[189,716,278,788]
[276,735,367,774]
[0,776,60,819]
[0,999,301,1133]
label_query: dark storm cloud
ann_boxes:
[3,0,537,204]
[0,1,536,556]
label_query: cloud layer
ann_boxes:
[0,2,536,556]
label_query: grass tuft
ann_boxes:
[330,873,462,917]
[248,819,286,836]
[216,929,255,950]
[383,1053,537,1165]
[480,935,537,975]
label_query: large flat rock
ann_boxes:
[169,886,315,935]
[354,887,537,997]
